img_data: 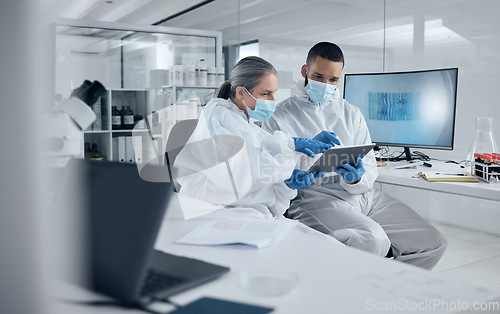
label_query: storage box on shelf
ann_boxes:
[161,85,218,124]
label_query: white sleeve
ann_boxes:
[339,112,378,194]
[267,182,297,217]
[261,114,281,133]
[176,106,298,209]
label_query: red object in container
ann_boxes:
[492,153,499,164]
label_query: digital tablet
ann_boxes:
[308,144,375,174]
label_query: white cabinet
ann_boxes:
[377,182,500,236]
[55,18,223,163]
[375,162,500,236]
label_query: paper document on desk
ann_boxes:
[418,172,479,182]
[176,219,298,249]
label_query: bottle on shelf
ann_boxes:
[119,106,125,129]
[176,93,189,121]
[194,60,200,85]
[172,64,184,86]
[197,102,205,118]
[122,106,135,129]
[187,91,200,119]
[199,91,214,117]
[90,143,104,161]
[112,106,121,129]
[152,111,162,134]
[184,63,196,86]
[197,59,207,86]
[164,101,175,129]
[207,66,217,87]
[217,66,225,85]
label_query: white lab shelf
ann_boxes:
[55,19,222,163]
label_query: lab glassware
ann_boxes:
[467,117,498,174]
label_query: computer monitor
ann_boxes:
[343,68,458,161]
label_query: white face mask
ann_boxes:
[305,78,338,103]
[242,87,277,121]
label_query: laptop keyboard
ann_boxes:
[140,268,189,297]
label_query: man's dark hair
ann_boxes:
[306,42,344,67]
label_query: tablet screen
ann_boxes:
[308,144,375,174]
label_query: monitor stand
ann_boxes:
[404,147,413,161]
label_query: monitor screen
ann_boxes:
[343,68,458,151]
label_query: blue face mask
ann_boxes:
[304,78,338,103]
[243,87,277,121]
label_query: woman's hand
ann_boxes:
[293,137,332,157]
[285,169,324,189]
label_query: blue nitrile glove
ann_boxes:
[293,137,332,157]
[285,169,325,189]
[313,131,341,147]
[336,156,365,184]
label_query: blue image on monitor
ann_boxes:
[344,68,458,152]
[368,92,421,121]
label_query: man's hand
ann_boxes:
[336,157,365,184]
[313,131,341,147]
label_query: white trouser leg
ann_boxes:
[368,190,447,270]
[286,196,391,256]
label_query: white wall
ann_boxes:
[384,0,500,161]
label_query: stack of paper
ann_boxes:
[176,219,298,249]
[418,172,479,182]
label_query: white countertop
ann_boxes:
[376,161,500,202]
[151,198,500,313]
[50,191,500,314]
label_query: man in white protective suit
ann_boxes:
[262,42,447,269]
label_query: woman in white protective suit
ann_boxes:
[174,56,334,219]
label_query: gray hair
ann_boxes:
[306,42,344,67]
[217,56,277,99]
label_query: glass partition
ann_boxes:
[160,0,499,162]
[55,19,222,164]
[55,22,218,96]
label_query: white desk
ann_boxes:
[52,195,500,314]
[150,197,500,314]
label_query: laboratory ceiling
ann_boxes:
[47,0,499,48]
[45,0,205,25]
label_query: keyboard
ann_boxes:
[140,268,188,297]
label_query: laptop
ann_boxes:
[61,160,230,306]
